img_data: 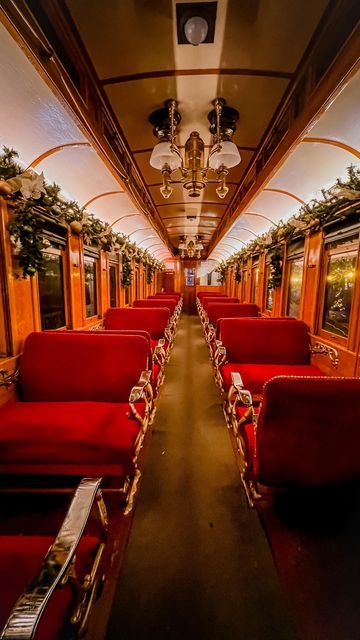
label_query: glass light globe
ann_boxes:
[184,16,208,46]
[209,141,241,170]
[149,141,182,171]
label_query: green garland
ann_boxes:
[147,264,156,285]
[267,247,283,290]
[221,165,360,289]
[215,261,228,285]
[0,146,164,278]
[121,254,133,288]
[234,261,242,284]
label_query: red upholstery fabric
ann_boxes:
[220,318,311,364]
[104,307,170,340]
[255,377,360,487]
[133,299,177,316]
[0,535,99,639]
[0,402,140,473]
[221,363,323,394]
[73,329,152,363]
[198,292,226,301]
[151,363,161,388]
[19,332,148,403]
[153,292,181,299]
[148,295,180,302]
[207,303,259,327]
[202,297,239,312]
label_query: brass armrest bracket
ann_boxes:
[311,341,339,368]
[0,368,19,389]
[90,323,104,331]
[1,478,103,639]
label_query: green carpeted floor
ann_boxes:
[106,313,298,640]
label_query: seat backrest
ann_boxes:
[74,328,152,362]
[133,298,177,315]
[220,318,310,363]
[148,295,179,302]
[153,292,181,300]
[198,292,226,301]
[255,377,360,488]
[19,332,149,402]
[202,297,239,312]
[104,307,170,339]
[207,303,259,327]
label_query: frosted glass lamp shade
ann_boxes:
[149,141,182,171]
[209,141,241,170]
[184,16,208,45]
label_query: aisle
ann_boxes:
[106,313,298,640]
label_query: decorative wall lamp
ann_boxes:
[178,235,204,259]
[149,98,241,200]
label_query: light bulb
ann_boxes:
[160,183,173,199]
[184,16,208,46]
[216,184,229,199]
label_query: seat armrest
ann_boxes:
[129,370,153,424]
[214,345,227,367]
[89,322,104,331]
[154,345,166,366]
[0,368,19,389]
[311,341,339,368]
[230,371,244,393]
[157,338,165,347]
[1,478,105,640]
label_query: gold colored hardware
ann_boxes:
[311,341,339,367]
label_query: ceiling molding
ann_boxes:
[263,187,306,205]
[101,68,294,86]
[302,136,360,158]
[230,227,257,237]
[243,212,276,224]
[108,213,142,228]
[133,145,256,155]
[128,227,153,238]
[82,190,124,208]
[28,142,91,169]
[227,236,249,244]
[157,201,227,207]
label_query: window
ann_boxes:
[322,235,358,338]
[84,256,97,318]
[185,268,195,286]
[241,270,247,301]
[38,245,66,330]
[286,259,304,318]
[251,263,259,303]
[135,267,140,299]
[264,264,273,311]
[109,265,117,307]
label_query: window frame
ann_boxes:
[317,231,360,348]
[109,259,119,308]
[83,252,99,321]
[284,256,305,319]
[263,260,273,313]
[38,242,68,331]
[250,258,259,304]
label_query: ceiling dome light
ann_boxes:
[184,16,209,46]
[209,141,241,170]
[149,141,181,171]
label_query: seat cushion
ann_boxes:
[221,363,324,394]
[0,402,140,471]
[0,534,99,639]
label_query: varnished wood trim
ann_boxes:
[263,188,306,205]
[161,215,222,220]
[82,190,124,208]
[28,142,91,169]
[148,181,238,187]
[302,137,360,158]
[101,68,293,86]
[157,202,227,207]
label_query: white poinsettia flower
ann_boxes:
[7,170,45,200]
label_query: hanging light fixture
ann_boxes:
[149,98,241,200]
[178,235,204,259]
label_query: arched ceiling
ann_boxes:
[64,0,329,252]
[210,68,360,259]
[0,21,172,258]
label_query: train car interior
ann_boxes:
[0,1,359,638]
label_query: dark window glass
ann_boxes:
[322,249,356,338]
[38,249,66,330]
[185,268,195,286]
[109,265,117,307]
[286,259,304,318]
[251,267,259,303]
[84,257,97,318]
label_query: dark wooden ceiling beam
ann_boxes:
[101,67,294,86]
[133,145,256,154]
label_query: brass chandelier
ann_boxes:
[149,98,241,200]
[178,235,204,259]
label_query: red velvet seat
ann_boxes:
[217,318,324,402]
[207,303,260,328]
[201,297,239,314]
[197,292,227,301]
[238,377,360,496]
[0,401,141,476]
[0,332,150,485]
[133,298,177,317]
[104,307,170,340]
[149,294,181,301]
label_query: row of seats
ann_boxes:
[197,293,360,506]
[0,291,182,638]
